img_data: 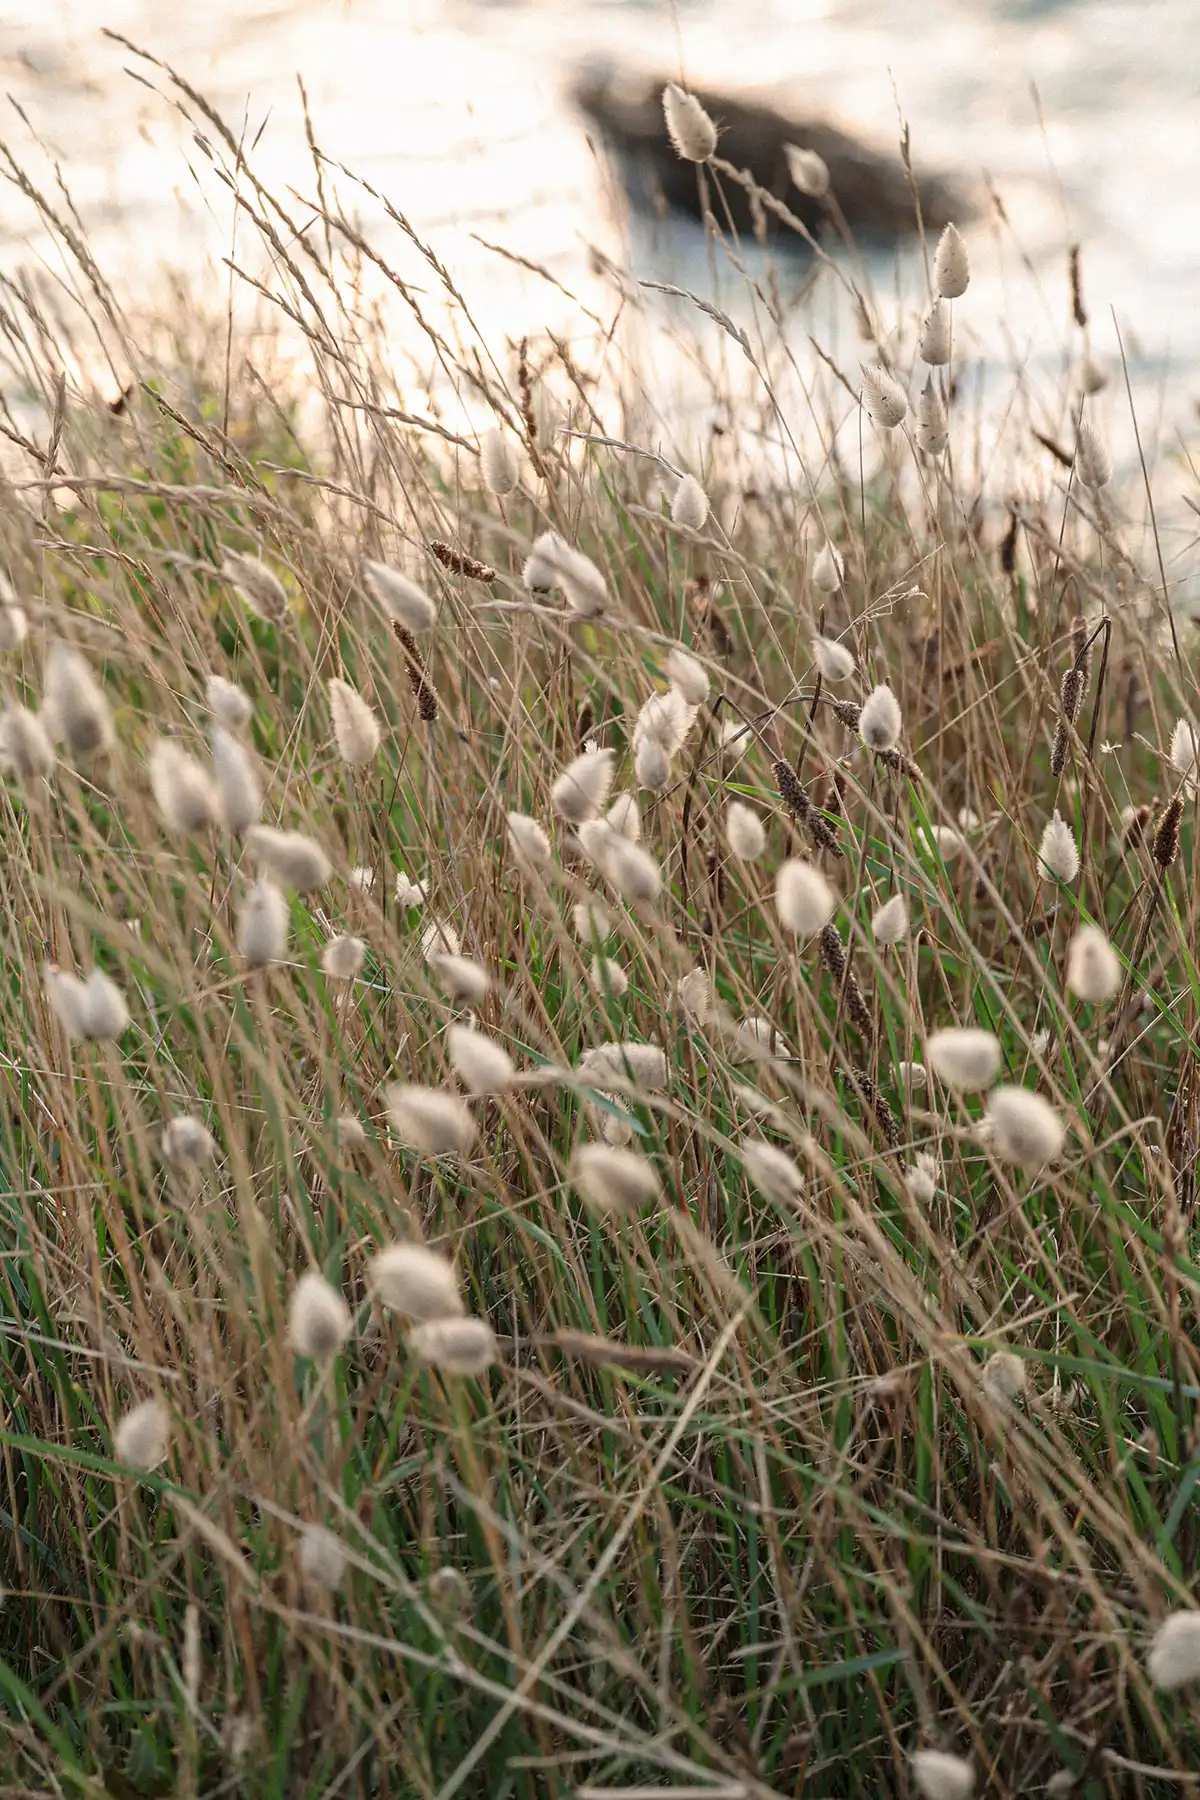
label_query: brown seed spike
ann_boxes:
[1153,794,1183,869]
[846,1066,902,1149]
[774,759,842,858]
[1123,803,1153,851]
[1050,717,1070,778]
[392,622,438,722]
[1000,511,1018,575]
[828,698,863,731]
[819,922,874,1043]
[428,539,496,584]
[1068,243,1087,328]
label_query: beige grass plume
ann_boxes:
[408,1316,498,1376]
[148,739,219,836]
[329,678,381,766]
[671,473,709,531]
[590,955,628,996]
[551,747,616,823]
[298,1523,346,1590]
[1039,811,1080,884]
[113,1397,170,1472]
[985,1085,1066,1168]
[784,143,830,196]
[1075,422,1112,490]
[506,810,553,872]
[480,425,519,497]
[362,558,437,632]
[0,706,54,781]
[43,642,114,758]
[368,1241,464,1320]
[1066,924,1120,1003]
[161,1115,216,1171]
[606,791,641,840]
[385,1084,476,1156]
[288,1271,352,1359]
[727,800,766,861]
[910,1749,975,1800]
[918,299,952,366]
[1147,1611,1200,1690]
[927,1027,1001,1091]
[860,363,908,429]
[775,859,836,938]
[447,1024,514,1095]
[45,965,130,1042]
[740,1139,804,1204]
[321,934,365,980]
[932,224,970,298]
[205,673,253,732]
[236,877,290,966]
[872,893,909,945]
[810,541,844,595]
[210,726,263,832]
[812,635,853,680]
[222,552,288,623]
[916,378,949,456]
[578,1041,668,1091]
[246,825,332,890]
[430,952,491,1005]
[981,1350,1026,1406]
[859,683,903,751]
[665,645,709,706]
[570,1143,662,1215]
[662,83,717,162]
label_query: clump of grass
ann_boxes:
[0,45,1199,1800]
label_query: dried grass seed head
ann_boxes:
[676,967,715,1023]
[665,645,709,706]
[932,223,970,298]
[421,918,462,962]
[775,859,836,938]
[161,1115,216,1170]
[1075,421,1112,490]
[606,791,641,840]
[911,1749,975,1800]
[1147,1611,1200,1690]
[45,964,130,1042]
[727,800,766,861]
[522,532,607,616]
[44,642,114,758]
[408,1315,498,1376]
[506,810,553,872]
[1039,811,1080,884]
[246,825,332,891]
[981,1349,1026,1405]
[523,529,570,593]
[927,1027,1001,1091]
[210,727,263,832]
[0,706,54,781]
[859,683,903,751]
[237,877,290,966]
[480,425,519,496]
[298,1523,346,1590]
[205,673,253,732]
[362,558,437,632]
[872,893,909,945]
[671,472,710,531]
[321,933,366,981]
[985,1085,1066,1168]
[810,541,844,595]
[447,1023,514,1095]
[784,142,830,195]
[328,678,381,766]
[288,1271,352,1359]
[635,735,670,791]
[590,954,628,996]
[740,1138,804,1204]
[395,870,428,909]
[1066,924,1121,1003]
[918,300,952,366]
[573,897,613,941]
[578,1040,667,1091]
[813,634,853,680]
[148,739,219,836]
[608,837,662,903]
[369,1241,464,1321]
[113,1397,170,1472]
[906,1152,939,1203]
[0,593,28,651]
[222,552,288,623]
[1169,717,1197,779]
[916,377,949,455]
[570,1143,662,1215]
[551,746,616,823]
[860,362,908,428]
[662,82,718,161]
[430,952,491,1005]
[385,1083,476,1156]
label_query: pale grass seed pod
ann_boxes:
[570,1143,662,1215]
[328,678,381,767]
[1039,811,1080,884]
[447,1023,514,1096]
[905,1152,939,1203]
[662,83,717,161]
[480,426,519,497]
[408,1316,498,1376]
[44,642,114,758]
[727,800,766,861]
[362,558,437,632]
[573,898,613,942]
[45,965,130,1042]
[395,870,427,909]
[932,223,970,298]
[1075,422,1112,490]
[606,791,641,840]
[671,473,709,531]
[320,934,366,981]
[149,740,219,835]
[236,878,290,966]
[429,952,491,1005]
[775,859,836,938]
[784,143,829,196]
[1148,1611,1200,1690]
[0,706,54,781]
[858,683,903,751]
[740,1139,804,1204]
[918,299,952,366]
[246,825,332,891]
[551,747,616,823]
[205,673,253,732]
[590,955,629,997]
[421,918,462,962]
[911,1748,975,1800]
[368,1242,464,1320]
[665,646,709,706]
[981,1349,1026,1406]
[812,634,853,680]
[676,968,716,1024]
[506,811,553,872]
[222,552,288,623]
[985,1085,1066,1168]
[1066,924,1121,1003]
[298,1523,346,1590]
[608,837,662,903]
[385,1084,476,1156]
[810,542,844,595]
[634,735,671,792]
[926,1027,1001,1092]
[872,893,909,945]
[1169,717,1197,779]
[916,378,949,456]
[860,363,908,429]
[210,727,263,832]
[578,1041,667,1091]
[288,1271,352,1360]
[113,1397,170,1472]
[161,1115,216,1171]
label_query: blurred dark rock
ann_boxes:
[572,64,966,244]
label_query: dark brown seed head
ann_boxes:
[1050,717,1070,778]
[1153,794,1183,869]
[1000,511,1019,575]
[828,698,863,731]
[774,759,842,857]
[392,622,439,723]
[687,577,733,658]
[1123,803,1153,851]
[428,539,496,584]
[1060,664,1085,725]
[576,699,596,749]
[819,924,874,1043]
[845,1065,900,1148]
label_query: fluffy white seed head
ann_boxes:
[635,686,696,759]
[288,1271,352,1359]
[430,952,491,1005]
[246,825,332,891]
[911,1749,975,1800]
[932,223,970,298]
[981,1350,1026,1406]
[328,678,381,766]
[671,473,709,532]
[335,1113,368,1152]
[860,363,908,429]
[395,870,428,909]
[665,645,709,706]
[447,1023,514,1096]
[573,898,612,942]
[210,727,263,832]
[1148,1611,1200,1691]
[1075,422,1112,490]
[740,1138,804,1204]
[608,837,662,903]
[810,541,844,595]
[148,739,218,836]
[676,968,715,1024]
[662,82,717,161]
[522,532,606,616]
[237,877,290,966]
[1170,718,1197,779]
[222,553,288,623]
[727,800,766,861]
[161,1115,216,1170]
[523,530,569,593]
[635,735,671,791]
[113,1397,170,1472]
[480,426,519,497]
[321,934,365,981]
[906,1152,939,1203]
[43,642,114,758]
[859,683,903,751]
[385,1084,476,1156]
[1039,811,1080,884]
[922,824,965,861]
[369,1242,464,1320]
[784,143,830,196]
[0,594,28,652]
[570,1143,662,1215]
[362,558,436,632]
[590,955,629,997]
[551,747,616,823]
[506,810,553,873]
[45,965,130,1043]
[204,673,253,732]
[916,377,949,455]
[899,1060,928,1092]
[1081,356,1108,395]
[1066,924,1121,1003]
[606,791,641,840]
[872,893,909,945]
[578,1041,667,1091]
[775,859,836,938]
[0,706,54,781]
[811,639,854,689]
[408,1315,498,1376]
[297,1523,346,1590]
[918,300,952,366]
[927,1027,1001,1092]
[421,918,462,962]
[985,1085,1066,1168]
